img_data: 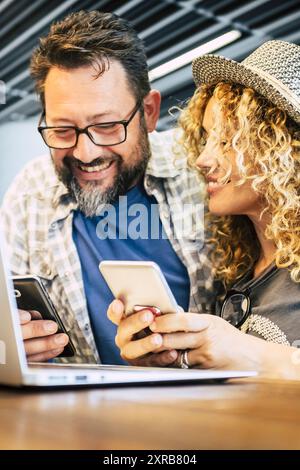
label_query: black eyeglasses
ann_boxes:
[38,100,141,149]
[220,289,251,328]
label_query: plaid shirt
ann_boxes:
[1,130,214,363]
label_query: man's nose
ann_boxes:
[72,132,101,163]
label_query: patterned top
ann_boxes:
[229,264,300,347]
[0,130,215,363]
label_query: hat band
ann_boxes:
[247,64,300,111]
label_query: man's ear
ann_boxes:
[142,89,161,132]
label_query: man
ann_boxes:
[1,10,213,366]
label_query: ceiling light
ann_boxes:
[149,30,241,82]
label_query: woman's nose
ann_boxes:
[195,145,215,171]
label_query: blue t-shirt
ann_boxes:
[72,183,190,364]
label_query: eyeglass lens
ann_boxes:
[41,123,126,148]
[221,293,249,326]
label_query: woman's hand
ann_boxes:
[107,299,179,367]
[151,312,300,379]
[107,299,263,370]
[108,300,300,376]
[149,312,269,370]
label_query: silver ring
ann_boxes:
[179,350,190,369]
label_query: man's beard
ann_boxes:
[52,120,151,217]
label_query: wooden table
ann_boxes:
[1,378,300,450]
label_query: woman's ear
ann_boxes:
[142,89,161,132]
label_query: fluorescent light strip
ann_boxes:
[149,30,241,82]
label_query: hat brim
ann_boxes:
[192,54,300,125]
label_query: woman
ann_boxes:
[107,40,300,378]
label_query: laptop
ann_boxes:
[0,231,257,388]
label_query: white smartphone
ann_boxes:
[99,260,182,316]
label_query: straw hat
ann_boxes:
[192,40,300,124]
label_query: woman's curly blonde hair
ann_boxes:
[178,82,300,287]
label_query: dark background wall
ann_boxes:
[0,0,299,198]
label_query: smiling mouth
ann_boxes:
[67,158,118,183]
[208,181,223,189]
[207,178,231,194]
[77,160,113,173]
[207,180,230,187]
[70,157,116,172]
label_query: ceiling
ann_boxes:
[1,0,300,130]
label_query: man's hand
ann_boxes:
[19,309,69,362]
[107,299,178,367]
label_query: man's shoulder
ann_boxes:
[13,154,58,192]
[2,154,61,206]
[148,129,202,183]
[149,128,182,160]
[149,128,176,148]
[147,128,190,178]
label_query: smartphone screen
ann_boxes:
[99,260,182,316]
[13,276,76,357]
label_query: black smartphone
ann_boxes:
[13,275,76,357]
